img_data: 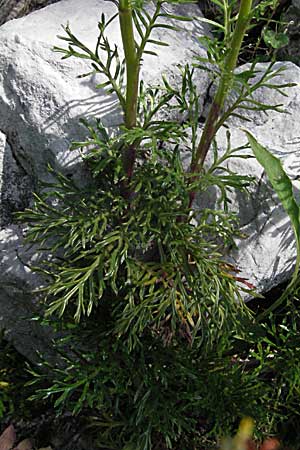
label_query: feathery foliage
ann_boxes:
[17,0,300,448]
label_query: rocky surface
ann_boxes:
[0,132,33,226]
[179,60,300,296]
[187,61,300,295]
[216,61,300,295]
[0,0,209,184]
[0,0,61,26]
[0,224,58,363]
[0,0,209,362]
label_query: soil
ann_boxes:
[0,409,94,450]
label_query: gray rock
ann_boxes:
[0,0,209,183]
[181,61,300,296]
[0,0,208,362]
[0,0,61,26]
[0,131,33,226]
[0,224,57,363]
[202,62,300,295]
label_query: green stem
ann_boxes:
[119,0,139,180]
[119,0,139,130]
[190,0,253,181]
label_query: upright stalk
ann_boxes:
[189,0,253,207]
[119,0,140,179]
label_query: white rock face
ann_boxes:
[0,0,209,180]
[205,62,300,295]
[0,0,209,361]
[181,62,300,296]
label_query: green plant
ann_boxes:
[0,381,10,419]
[27,295,300,449]
[0,335,17,419]
[0,335,34,421]
[221,417,280,450]
[18,0,300,448]
[23,0,262,348]
[201,0,291,63]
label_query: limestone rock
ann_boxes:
[0,131,33,226]
[207,62,300,295]
[0,0,61,26]
[0,134,54,363]
[0,223,58,363]
[0,0,209,183]
[181,61,300,296]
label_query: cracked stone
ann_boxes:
[0,131,33,226]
